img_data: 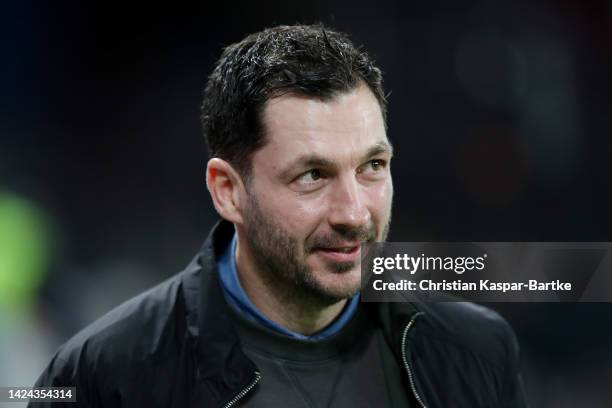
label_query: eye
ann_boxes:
[297,169,323,184]
[359,159,388,175]
[369,159,385,171]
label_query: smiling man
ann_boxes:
[210,83,393,337]
[31,25,527,407]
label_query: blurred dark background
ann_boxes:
[1,0,611,406]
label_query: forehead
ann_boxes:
[257,84,387,165]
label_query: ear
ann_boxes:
[206,158,246,224]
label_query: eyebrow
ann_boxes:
[278,140,394,180]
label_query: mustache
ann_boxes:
[306,223,378,252]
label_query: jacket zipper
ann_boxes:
[222,371,261,408]
[401,312,426,408]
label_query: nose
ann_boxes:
[327,174,370,230]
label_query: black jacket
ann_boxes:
[31,220,528,407]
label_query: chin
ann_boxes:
[312,268,362,299]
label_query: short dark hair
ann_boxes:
[201,24,387,181]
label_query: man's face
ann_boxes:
[240,83,393,304]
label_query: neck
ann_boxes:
[235,235,347,336]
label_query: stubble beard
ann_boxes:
[242,193,391,308]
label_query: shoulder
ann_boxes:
[36,269,196,393]
[65,271,185,359]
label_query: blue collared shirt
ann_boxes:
[218,232,360,341]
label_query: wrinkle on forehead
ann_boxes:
[259,83,388,170]
[264,84,382,136]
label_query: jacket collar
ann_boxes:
[181,219,257,407]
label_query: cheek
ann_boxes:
[266,192,327,235]
[293,198,328,231]
[366,180,393,214]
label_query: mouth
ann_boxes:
[313,245,361,263]
[319,246,358,253]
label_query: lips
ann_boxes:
[314,245,361,263]
[318,246,358,253]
